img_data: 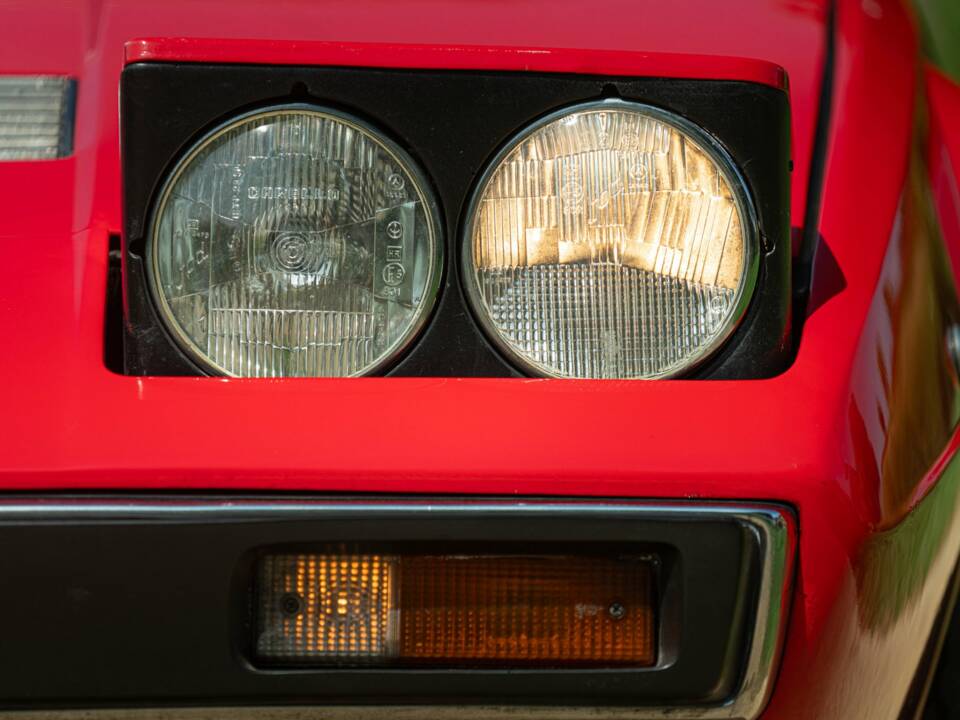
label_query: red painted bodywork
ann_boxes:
[125,38,789,89]
[2,0,960,717]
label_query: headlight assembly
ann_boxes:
[463,99,759,379]
[125,66,790,380]
[148,105,443,377]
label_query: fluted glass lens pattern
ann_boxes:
[151,108,440,377]
[468,103,751,378]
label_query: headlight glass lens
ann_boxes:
[149,106,442,377]
[464,100,757,379]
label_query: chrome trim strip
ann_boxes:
[0,499,793,720]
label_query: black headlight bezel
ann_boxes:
[121,63,790,378]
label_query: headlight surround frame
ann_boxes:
[120,63,791,380]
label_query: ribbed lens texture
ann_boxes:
[257,554,394,662]
[152,109,440,376]
[0,76,73,160]
[255,552,655,667]
[469,105,749,378]
[400,556,654,665]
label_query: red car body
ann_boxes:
[2,0,960,717]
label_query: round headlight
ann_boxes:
[463,100,758,379]
[149,106,442,377]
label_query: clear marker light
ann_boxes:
[463,100,758,379]
[148,106,443,377]
[0,76,75,160]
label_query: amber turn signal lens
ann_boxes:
[256,551,655,668]
[399,555,654,666]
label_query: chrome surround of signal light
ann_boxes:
[0,76,76,160]
[462,99,761,379]
[0,500,791,720]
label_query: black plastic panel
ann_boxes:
[0,498,765,709]
[121,64,791,378]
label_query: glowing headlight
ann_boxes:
[463,100,758,379]
[148,106,442,377]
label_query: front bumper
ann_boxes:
[0,498,792,719]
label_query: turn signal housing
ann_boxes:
[256,551,656,668]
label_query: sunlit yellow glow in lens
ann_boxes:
[257,554,394,661]
[466,101,754,379]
